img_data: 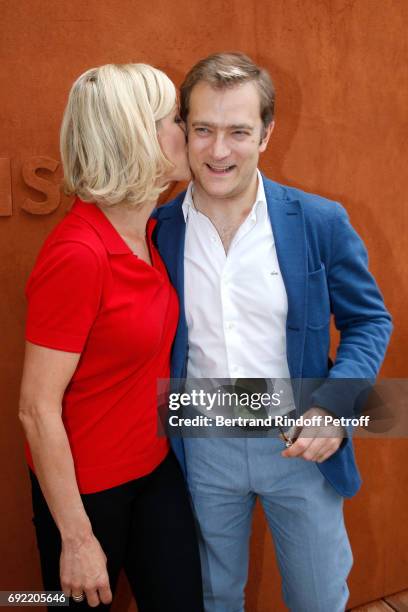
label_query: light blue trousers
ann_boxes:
[184,437,352,612]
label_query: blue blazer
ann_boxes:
[153,175,392,497]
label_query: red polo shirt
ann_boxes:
[25,198,177,493]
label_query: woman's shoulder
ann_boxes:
[25,206,107,352]
[41,203,108,263]
[27,206,109,293]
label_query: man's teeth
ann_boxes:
[208,164,233,171]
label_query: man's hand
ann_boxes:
[60,532,112,608]
[281,407,345,463]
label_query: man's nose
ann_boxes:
[210,134,230,159]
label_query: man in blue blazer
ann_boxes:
[154,53,392,612]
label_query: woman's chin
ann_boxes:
[174,168,192,183]
[162,168,191,184]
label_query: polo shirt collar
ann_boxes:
[71,198,156,255]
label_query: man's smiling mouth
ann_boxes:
[205,163,236,174]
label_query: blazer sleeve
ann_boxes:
[310,202,392,418]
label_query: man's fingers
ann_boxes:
[305,437,342,462]
[317,438,342,462]
[300,437,328,461]
[281,435,314,457]
[315,452,331,463]
[282,429,343,461]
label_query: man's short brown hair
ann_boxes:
[180,52,275,131]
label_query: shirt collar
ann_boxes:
[182,169,267,222]
[70,197,157,255]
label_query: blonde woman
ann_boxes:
[19,64,203,611]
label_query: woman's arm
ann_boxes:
[19,342,112,607]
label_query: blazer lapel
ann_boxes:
[154,197,188,379]
[154,210,186,296]
[264,178,307,378]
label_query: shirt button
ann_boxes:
[226,322,234,330]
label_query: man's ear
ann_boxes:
[259,120,275,152]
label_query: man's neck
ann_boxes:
[191,172,260,254]
[192,172,259,224]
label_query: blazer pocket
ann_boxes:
[307,264,331,330]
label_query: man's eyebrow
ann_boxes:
[191,121,217,128]
[230,124,254,131]
[191,121,254,131]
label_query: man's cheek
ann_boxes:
[188,149,201,167]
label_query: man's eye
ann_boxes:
[195,127,210,134]
[233,131,249,137]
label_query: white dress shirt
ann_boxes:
[183,171,291,386]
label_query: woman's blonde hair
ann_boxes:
[60,63,176,207]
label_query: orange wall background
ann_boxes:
[1,1,407,610]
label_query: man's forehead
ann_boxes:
[190,80,260,104]
[188,81,262,123]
